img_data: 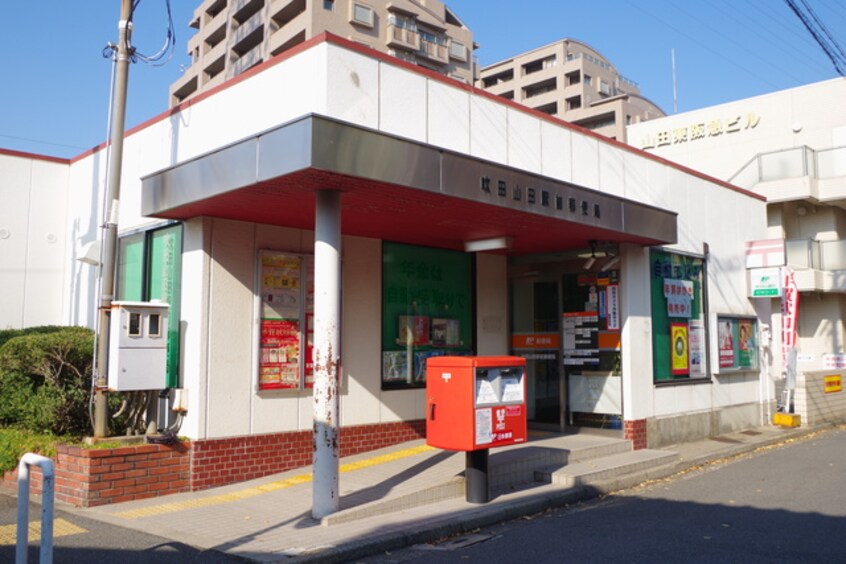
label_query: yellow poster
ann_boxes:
[671,323,689,375]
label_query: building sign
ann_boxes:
[749,267,782,298]
[640,112,760,150]
[480,175,603,220]
[824,374,843,394]
[512,333,560,350]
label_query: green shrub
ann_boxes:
[0,327,94,436]
[0,325,67,349]
[0,427,58,474]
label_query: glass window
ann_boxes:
[382,242,473,389]
[117,224,183,388]
[650,249,709,382]
[257,251,314,390]
[449,40,466,61]
[352,3,373,26]
[716,316,759,372]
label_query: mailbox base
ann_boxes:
[465,449,489,503]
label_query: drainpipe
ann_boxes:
[93,0,133,438]
[312,190,342,519]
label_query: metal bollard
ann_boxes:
[16,453,55,564]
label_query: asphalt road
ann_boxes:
[364,427,846,563]
[0,491,246,563]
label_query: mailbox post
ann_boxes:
[426,356,527,503]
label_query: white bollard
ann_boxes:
[16,453,55,564]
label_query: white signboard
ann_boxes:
[749,267,782,298]
[474,408,492,445]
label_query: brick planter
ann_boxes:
[2,420,425,507]
[3,441,190,508]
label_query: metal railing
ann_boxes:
[16,453,55,564]
[786,238,846,271]
[729,145,846,189]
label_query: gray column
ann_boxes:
[312,190,342,519]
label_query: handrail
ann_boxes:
[16,453,55,564]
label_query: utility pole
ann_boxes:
[93,0,133,438]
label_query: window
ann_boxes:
[448,40,467,61]
[565,71,580,86]
[584,74,592,86]
[256,251,315,390]
[716,316,759,373]
[566,95,582,110]
[351,2,374,27]
[117,224,183,388]
[650,249,709,382]
[382,242,473,389]
[323,0,334,9]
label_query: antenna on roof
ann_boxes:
[671,48,678,114]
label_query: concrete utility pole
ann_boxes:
[93,0,133,438]
[312,190,342,519]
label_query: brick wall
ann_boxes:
[624,418,648,450]
[2,420,425,506]
[2,442,190,508]
[796,370,846,426]
[190,419,426,491]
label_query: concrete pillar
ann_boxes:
[312,190,342,519]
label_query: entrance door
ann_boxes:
[510,279,565,429]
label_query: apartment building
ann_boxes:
[478,39,664,141]
[169,0,475,106]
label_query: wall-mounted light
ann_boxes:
[464,236,512,253]
[77,240,101,266]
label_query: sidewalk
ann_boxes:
[70,424,816,563]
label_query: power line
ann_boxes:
[784,0,846,75]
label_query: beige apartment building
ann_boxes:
[169,0,475,106]
[479,39,665,141]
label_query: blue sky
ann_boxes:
[1,1,844,159]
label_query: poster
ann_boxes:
[737,319,753,368]
[671,322,689,375]
[474,408,493,445]
[259,318,301,388]
[688,319,706,378]
[718,319,735,368]
[258,251,311,390]
[606,285,620,330]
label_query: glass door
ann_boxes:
[510,279,565,429]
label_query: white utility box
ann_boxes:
[108,301,169,391]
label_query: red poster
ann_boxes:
[259,318,300,389]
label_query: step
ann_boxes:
[323,437,636,525]
[536,449,679,488]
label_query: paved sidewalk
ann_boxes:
[69,424,818,563]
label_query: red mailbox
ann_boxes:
[426,356,527,451]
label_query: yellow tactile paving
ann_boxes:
[0,518,87,545]
[115,443,436,520]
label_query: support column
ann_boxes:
[312,190,342,519]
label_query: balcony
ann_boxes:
[387,23,420,51]
[729,146,846,203]
[786,238,846,292]
[418,36,448,65]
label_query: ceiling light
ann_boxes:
[464,236,512,253]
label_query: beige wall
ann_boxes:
[182,217,508,440]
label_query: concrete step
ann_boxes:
[535,449,679,488]
[323,437,636,525]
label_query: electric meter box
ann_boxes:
[426,356,527,451]
[108,301,169,391]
